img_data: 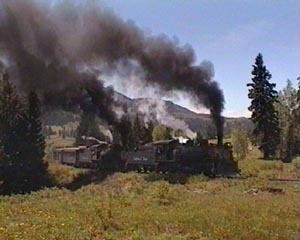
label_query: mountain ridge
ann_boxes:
[113,91,253,138]
[42,90,253,138]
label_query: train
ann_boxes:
[53,137,238,176]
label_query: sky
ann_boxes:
[97,0,300,118]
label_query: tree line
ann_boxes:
[76,111,176,150]
[76,111,206,150]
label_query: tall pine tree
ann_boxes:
[118,114,134,150]
[26,91,46,161]
[0,74,49,194]
[145,120,154,143]
[247,53,280,159]
[0,73,26,194]
[132,113,142,148]
[22,91,49,190]
[76,111,103,144]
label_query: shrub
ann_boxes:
[48,163,83,185]
[231,127,248,160]
[152,125,172,141]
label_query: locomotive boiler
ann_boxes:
[121,139,237,176]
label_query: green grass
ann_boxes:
[1,141,299,239]
[208,138,232,145]
[238,147,297,179]
[44,136,76,164]
[47,164,86,186]
[0,173,299,240]
[46,136,75,148]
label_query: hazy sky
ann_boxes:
[98,0,299,117]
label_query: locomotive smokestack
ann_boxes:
[215,114,224,146]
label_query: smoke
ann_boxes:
[0,59,5,77]
[0,0,116,123]
[137,99,196,139]
[0,0,224,136]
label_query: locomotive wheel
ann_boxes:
[125,163,135,172]
[124,163,130,172]
[137,165,143,173]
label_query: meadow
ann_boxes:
[0,142,300,240]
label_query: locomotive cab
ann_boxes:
[151,139,179,172]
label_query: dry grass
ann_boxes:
[238,147,297,179]
[0,172,299,240]
[1,142,299,239]
[47,164,85,186]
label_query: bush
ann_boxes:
[152,125,172,141]
[48,163,83,185]
[231,127,248,160]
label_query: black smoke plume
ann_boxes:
[0,0,224,137]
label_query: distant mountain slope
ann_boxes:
[113,91,253,137]
[43,90,253,138]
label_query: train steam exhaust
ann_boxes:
[0,0,225,136]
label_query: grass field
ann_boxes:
[1,141,300,240]
[0,173,299,240]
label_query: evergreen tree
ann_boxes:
[132,113,142,147]
[145,120,154,143]
[206,124,217,139]
[139,120,155,144]
[22,91,49,190]
[0,73,26,194]
[62,126,66,139]
[247,53,280,159]
[70,127,75,138]
[76,111,102,144]
[0,76,49,194]
[174,129,187,138]
[118,115,134,150]
[194,132,203,145]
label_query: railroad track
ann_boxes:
[219,175,300,183]
[268,178,300,182]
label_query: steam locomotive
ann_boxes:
[53,138,238,176]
